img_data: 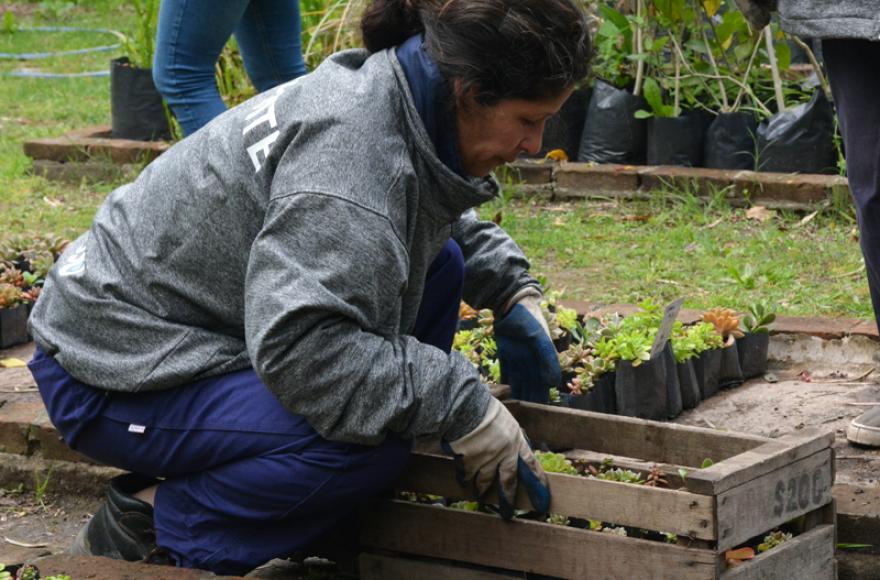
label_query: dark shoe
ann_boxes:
[847,406,880,447]
[70,473,172,564]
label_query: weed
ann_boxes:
[33,464,55,510]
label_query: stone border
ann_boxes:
[502,159,851,211]
[23,125,169,165]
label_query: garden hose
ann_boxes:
[0,26,124,78]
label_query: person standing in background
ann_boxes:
[734,1,880,446]
[152,0,308,136]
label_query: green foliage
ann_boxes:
[757,530,792,553]
[535,451,579,476]
[592,4,635,89]
[0,563,10,580]
[16,565,38,580]
[701,458,715,469]
[546,513,570,526]
[123,0,158,69]
[670,321,698,363]
[740,301,777,334]
[555,305,579,332]
[685,322,723,354]
[2,11,14,34]
[449,500,480,512]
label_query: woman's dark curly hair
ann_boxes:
[361,0,591,105]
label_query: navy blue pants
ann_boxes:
[29,239,465,575]
[823,39,880,332]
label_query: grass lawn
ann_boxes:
[0,1,871,320]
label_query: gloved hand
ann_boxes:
[445,397,550,519]
[733,0,775,30]
[494,288,561,403]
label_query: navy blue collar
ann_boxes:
[395,35,465,177]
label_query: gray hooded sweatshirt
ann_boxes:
[735,0,880,40]
[29,48,538,445]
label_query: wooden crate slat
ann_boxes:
[512,402,766,467]
[397,453,716,540]
[362,500,718,580]
[686,429,836,495]
[715,450,834,551]
[719,524,835,579]
[359,553,520,580]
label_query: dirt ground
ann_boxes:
[675,332,880,486]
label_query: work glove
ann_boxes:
[445,397,550,519]
[494,287,562,404]
[732,0,776,30]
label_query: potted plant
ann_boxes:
[561,345,616,414]
[0,283,27,349]
[577,2,647,164]
[636,0,718,167]
[702,307,745,389]
[754,26,837,174]
[670,321,701,410]
[111,0,171,141]
[737,302,776,379]
[596,306,668,421]
[686,321,724,399]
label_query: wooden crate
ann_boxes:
[359,402,836,579]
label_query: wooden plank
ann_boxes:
[720,524,835,579]
[715,450,834,551]
[686,429,835,495]
[361,500,718,580]
[359,553,520,580]
[512,402,765,467]
[397,453,716,540]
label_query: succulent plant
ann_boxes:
[740,301,777,334]
[0,265,23,288]
[701,307,744,346]
[459,301,478,321]
[758,530,792,553]
[22,286,42,304]
[0,284,23,309]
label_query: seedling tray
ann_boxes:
[359,402,836,579]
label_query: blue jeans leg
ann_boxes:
[30,240,465,574]
[153,0,306,136]
[823,39,880,333]
[412,238,465,353]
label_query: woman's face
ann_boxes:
[456,87,574,177]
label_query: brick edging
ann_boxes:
[503,159,850,210]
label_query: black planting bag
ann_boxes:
[539,86,592,159]
[615,356,667,420]
[578,80,647,164]
[703,111,757,170]
[757,91,836,174]
[677,359,701,410]
[111,57,172,141]
[646,112,712,167]
[737,332,770,379]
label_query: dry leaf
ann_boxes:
[0,358,26,368]
[704,218,723,229]
[796,210,818,227]
[544,149,569,162]
[42,196,63,208]
[622,214,650,223]
[725,546,756,567]
[746,206,776,222]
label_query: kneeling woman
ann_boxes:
[28,0,591,574]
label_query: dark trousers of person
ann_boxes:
[29,239,465,575]
[823,39,880,332]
